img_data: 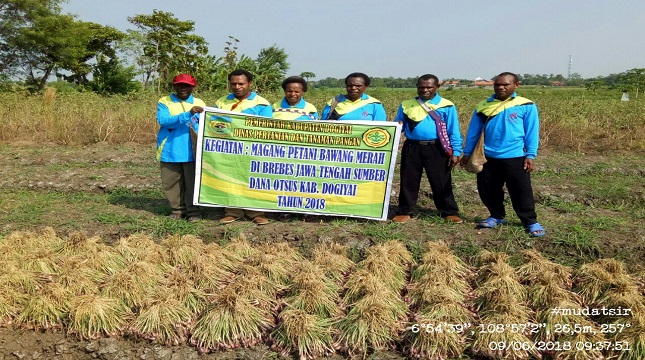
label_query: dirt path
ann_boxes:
[0,327,288,360]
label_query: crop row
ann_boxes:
[1,228,644,359]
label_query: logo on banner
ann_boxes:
[362,128,390,148]
[208,115,232,137]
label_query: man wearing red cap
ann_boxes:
[156,73,205,222]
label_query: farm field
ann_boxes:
[0,87,644,359]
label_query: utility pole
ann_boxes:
[568,55,573,78]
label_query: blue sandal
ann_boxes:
[477,217,508,229]
[526,223,546,237]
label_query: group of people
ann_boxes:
[156,69,545,238]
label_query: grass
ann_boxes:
[215,223,256,245]
[2,88,644,269]
[4,87,644,150]
[551,223,601,258]
[538,197,588,213]
[359,222,409,244]
[3,145,643,270]
[0,187,221,239]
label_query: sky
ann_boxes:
[60,0,645,81]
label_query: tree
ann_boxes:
[119,30,154,84]
[253,45,289,92]
[622,68,645,98]
[88,55,140,95]
[567,72,584,87]
[300,71,316,82]
[61,22,126,87]
[198,35,255,91]
[1,0,126,91]
[127,10,208,92]
[0,0,64,75]
[193,36,288,93]
[1,0,77,90]
[314,77,344,88]
[585,80,606,91]
[372,77,385,88]
[17,14,98,91]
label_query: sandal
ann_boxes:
[526,223,546,238]
[477,217,508,229]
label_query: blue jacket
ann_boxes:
[464,92,540,159]
[272,98,319,120]
[215,92,273,117]
[321,94,387,121]
[156,93,205,162]
[395,94,463,156]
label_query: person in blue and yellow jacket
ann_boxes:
[321,72,387,121]
[156,73,205,222]
[215,69,272,225]
[272,75,319,222]
[460,72,546,237]
[392,74,464,224]
[272,76,319,120]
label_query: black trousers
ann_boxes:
[476,156,537,226]
[397,140,459,217]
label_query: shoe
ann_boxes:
[444,215,464,224]
[186,216,202,223]
[279,213,291,221]
[219,216,240,224]
[253,215,269,225]
[526,222,546,238]
[477,217,508,228]
[392,215,411,223]
[168,213,183,220]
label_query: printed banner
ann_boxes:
[194,108,401,220]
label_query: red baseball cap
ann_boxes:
[173,73,196,86]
